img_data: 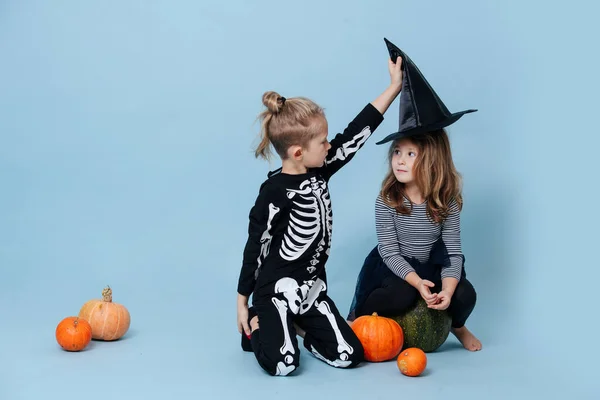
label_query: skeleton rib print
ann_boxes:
[284,125,373,262]
[279,177,333,267]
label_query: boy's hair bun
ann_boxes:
[262,91,286,114]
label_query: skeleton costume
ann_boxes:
[237,103,384,376]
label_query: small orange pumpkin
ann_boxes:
[397,347,427,376]
[351,312,404,362]
[79,286,130,341]
[55,316,92,351]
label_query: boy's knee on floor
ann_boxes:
[345,348,364,367]
[261,351,300,377]
[329,331,365,368]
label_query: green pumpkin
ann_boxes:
[392,298,452,353]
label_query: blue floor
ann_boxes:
[0,275,596,399]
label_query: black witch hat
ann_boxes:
[376,38,477,145]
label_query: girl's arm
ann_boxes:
[442,277,460,297]
[375,195,416,279]
[376,196,438,303]
[440,200,465,295]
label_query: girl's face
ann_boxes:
[391,138,418,184]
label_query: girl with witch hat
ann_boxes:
[347,38,482,352]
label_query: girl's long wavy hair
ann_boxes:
[380,129,463,224]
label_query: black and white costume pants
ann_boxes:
[245,277,364,376]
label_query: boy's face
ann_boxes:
[302,123,331,168]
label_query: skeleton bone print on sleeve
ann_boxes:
[317,103,385,180]
[280,177,332,274]
[254,203,280,279]
[325,125,372,166]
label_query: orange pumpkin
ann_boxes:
[397,347,427,376]
[79,286,130,341]
[55,316,92,351]
[351,312,404,362]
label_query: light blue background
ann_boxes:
[1,0,598,399]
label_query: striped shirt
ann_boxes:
[375,194,463,281]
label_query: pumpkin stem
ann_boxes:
[102,286,113,302]
[372,312,378,317]
[74,318,79,326]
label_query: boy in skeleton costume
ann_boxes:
[236,55,404,376]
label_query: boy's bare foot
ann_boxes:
[250,316,259,332]
[451,326,482,351]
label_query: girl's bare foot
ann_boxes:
[451,326,482,351]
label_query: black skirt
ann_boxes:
[347,238,464,321]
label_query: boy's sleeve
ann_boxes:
[237,183,284,297]
[320,103,384,180]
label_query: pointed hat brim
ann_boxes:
[375,109,477,145]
